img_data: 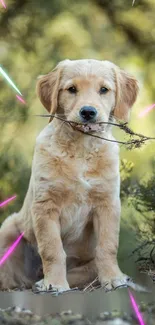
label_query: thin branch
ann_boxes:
[129,241,154,257]
[35,114,155,149]
[34,113,127,128]
[83,277,99,292]
[150,246,155,265]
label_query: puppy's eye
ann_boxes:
[99,87,109,94]
[67,86,77,94]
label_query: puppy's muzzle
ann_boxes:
[79,106,97,122]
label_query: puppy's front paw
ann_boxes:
[100,273,132,291]
[33,278,70,293]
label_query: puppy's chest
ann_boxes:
[65,149,106,192]
[52,148,114,240]
[49,144,114,200]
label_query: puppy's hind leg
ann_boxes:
[0,213,34,290]
[67,259,97,290]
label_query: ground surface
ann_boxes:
[0,305,155,325]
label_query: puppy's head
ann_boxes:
[37,59,139,130]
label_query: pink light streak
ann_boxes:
[0,195,16,208]
[16,95,26,104]
[129,290,146,325]
[138,103,155,118]
[0,0,6,9]
[0,232,24,266]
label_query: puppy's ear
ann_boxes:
[36,64,63,120]
[113,66,139,122]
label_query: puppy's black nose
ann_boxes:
[79,106,97,122]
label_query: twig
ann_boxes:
[35,114,155,150]
[34,114,127,128]
[129,240,155,257]
[89,285,101,292]
[150,246,155,265]
[83,277,99,292]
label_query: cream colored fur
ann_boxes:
[0,59,139,291]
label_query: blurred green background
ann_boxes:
[0,0,155,266]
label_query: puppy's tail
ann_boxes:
[0,213,41,290]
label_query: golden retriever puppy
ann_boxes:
[0,59,138,292]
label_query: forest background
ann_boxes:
[0,0,155,269]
